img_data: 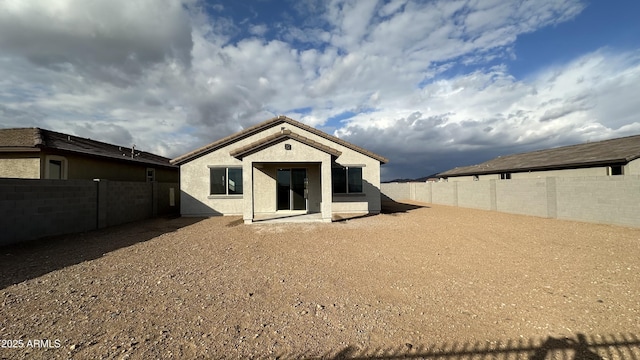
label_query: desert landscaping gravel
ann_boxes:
[1,201,639,359]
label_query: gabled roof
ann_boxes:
[438,134,640,177]
[229,129,342,159]
[171,115,388,165]
[0,127,176,169]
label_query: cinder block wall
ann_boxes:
[0,179,97,245]
[106,181,154,227]
[556,176,640,227]
[495,178,549,217]
[381,176,640,228]
[0,179,179,246]
[413,183,431,203]
[456,180,493,210]
[431,182,458,206]
[380,182,411,201]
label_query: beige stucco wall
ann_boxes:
[0,157,40,179]
[626,158,640,175]
[511,167,607,178]
[64,153,178,182]
[245,139,328,212]
[243,139,332,221]
[447,166,611,181]
[178,121,383,217]
[0,151,178,182]
[252,163,323,214]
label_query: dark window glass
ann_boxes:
[348,167,363,193]
[227,168,243,194]
[210,168,226,195]
[610,166,623,176]
[332,167,347,193]
[49,160,62,179]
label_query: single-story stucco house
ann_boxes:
[437,134,640,181]
[0,127,178,182]
[170,116,388,223]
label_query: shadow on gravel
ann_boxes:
[380,200,428,215]
[287,333,640,360]
[0,216,204,289]
[332,200,428,223]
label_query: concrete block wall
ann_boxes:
[413,182,431,203]
[381,176,640,228]
[495,178,549,218]
[0,179,180,245]
[430,182,458,206]
[380,182,411,201]
[555,176,640,228]
[105,181,154,227]
[456,180,493,210]
[0,179,97,245]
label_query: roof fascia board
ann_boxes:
[230,133,342,159]
[45,148,177,169]
[440,158,630,177]
[0,147,41,153]
[171,116,388,165]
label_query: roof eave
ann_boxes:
[439,158,630,177]
[0,147,41,153]
[230,133,342,160]
[171,116,388,165]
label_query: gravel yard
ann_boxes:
[1,201,639,359]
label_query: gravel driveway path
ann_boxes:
[1,201,639,359]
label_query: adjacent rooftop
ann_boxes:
[0,127,175,168]
[438,134,640,177]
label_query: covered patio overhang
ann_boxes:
[229,129,341,224]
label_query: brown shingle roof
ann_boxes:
[0,128,43,148]
[0,128,176,168]
[170,115,389,165]
[438,134,640,177]
[229,129,342,158]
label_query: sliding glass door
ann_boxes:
[277,168,307,211]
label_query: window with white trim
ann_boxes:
[210,167,243,195]
[45,155,68,179]
[332,166,363,194]
[608,165,623,176]
[146,168,156,182]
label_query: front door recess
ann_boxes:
[277,168,307,211]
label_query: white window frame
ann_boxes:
[44,155,68,180]
[146,168,156,182]
[208,166,243,197]
[332,165,364,194]
[608,165,624,176]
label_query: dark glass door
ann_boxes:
[277,169,291,210]
[291,169,306,210]
[277,168,307,211]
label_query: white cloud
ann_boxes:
[337,50,640,178]
[1,0,638,181]
[0,0,193,85]
[249,24,269,37]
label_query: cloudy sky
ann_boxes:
[1,0,639,180]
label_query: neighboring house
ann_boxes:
[438,134,640,181]
[0,128,178,182]
[171,115,388,223]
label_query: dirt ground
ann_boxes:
[1,201,639,359]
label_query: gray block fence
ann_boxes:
[381,175,640,228]
[0,179,179,246]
